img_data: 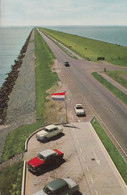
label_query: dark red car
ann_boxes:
[28,149,64,173]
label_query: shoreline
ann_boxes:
[0,30,32,125]
[0,29,36,159]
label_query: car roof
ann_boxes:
[45,124,57,130]
[46,178,68,191]
[39,149,56,158]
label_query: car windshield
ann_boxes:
[44,128,50,132]
[37,153,45,160]
[43,186,52,194]
[76,106,83,109]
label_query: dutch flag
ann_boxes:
[51,92,65,101]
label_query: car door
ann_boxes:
[48,129,54,138]
[53,127,59,136]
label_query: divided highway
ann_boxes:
[38,30,127,155]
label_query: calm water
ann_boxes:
[45,25,127,47]
[0,27,32,88]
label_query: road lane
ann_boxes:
[39,30,127,154]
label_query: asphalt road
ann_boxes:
[39,30,127,155]
[25,123,127,195]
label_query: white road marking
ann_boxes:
[77,140,79,145]
[78,119,80,122]
[62,168,73,177]
[95,190,99,195]
[94,90,97,95]
[86,165,89,172]
[90,177,94,184]
[83,156,86,162]
[80,148,82,153]
[93,151,100,165]
[109,108,115,115]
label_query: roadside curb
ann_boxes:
[22,121,68,195]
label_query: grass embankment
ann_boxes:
[0,29,59,195]
[91,117,127,184]
[92,72,127,106]
[105,70,127,89]
[0,162,23,195]
[40,28,127,67]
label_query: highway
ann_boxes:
[39,30,127,155]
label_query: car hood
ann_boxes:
[64,178,79,189]
[28,157,44,168]
[36,130,48,137]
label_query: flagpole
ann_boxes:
[65,91,67,123]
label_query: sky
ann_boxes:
[1,0,127,26]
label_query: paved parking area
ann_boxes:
[24,122,127,195]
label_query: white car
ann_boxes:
[74,104,86,116]
[36,124,63,142]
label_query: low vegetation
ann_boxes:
[40,28,127,67]
[105,70,127,89]
[91,117,127,184]
[92,72,127,105]
[0,162,23,195]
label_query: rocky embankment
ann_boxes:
[0,30,32,125]
[0,29,36,159]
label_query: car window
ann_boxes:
[43,186,52,194]
[44,128,50,132]
[45,153,57,161]
[53,127,58,131]
[37,153,45,160]
[76,106,83,109]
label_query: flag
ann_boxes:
[51,92,65,101]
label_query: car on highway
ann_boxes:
[33,178,79,195]
[64,61,70,67]
[28,149,64,174]
[74,104,86,116]
[36,124,63,142]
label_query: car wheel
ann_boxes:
[43,137,47,142]
[55,158,60,164]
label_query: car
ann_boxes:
[28,149,64,173]
[64,61,70,67]
[36,124,63,142]
[74,104,86,116]
[33,178,79,195]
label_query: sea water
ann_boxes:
[0,26,32,88]
[45,25,127,47]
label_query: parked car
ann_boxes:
[74,104,86,116]
[33,178,79,195]
[28,149,64,174]
[64,61,70,67]
[36,124,63,142]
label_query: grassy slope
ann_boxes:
[91,118,127,184]
[0,162,23,195]
[40,28,127,67]
[105,70,127,89]
[92,72,127,105]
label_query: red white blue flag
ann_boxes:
[51,92,65,101]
